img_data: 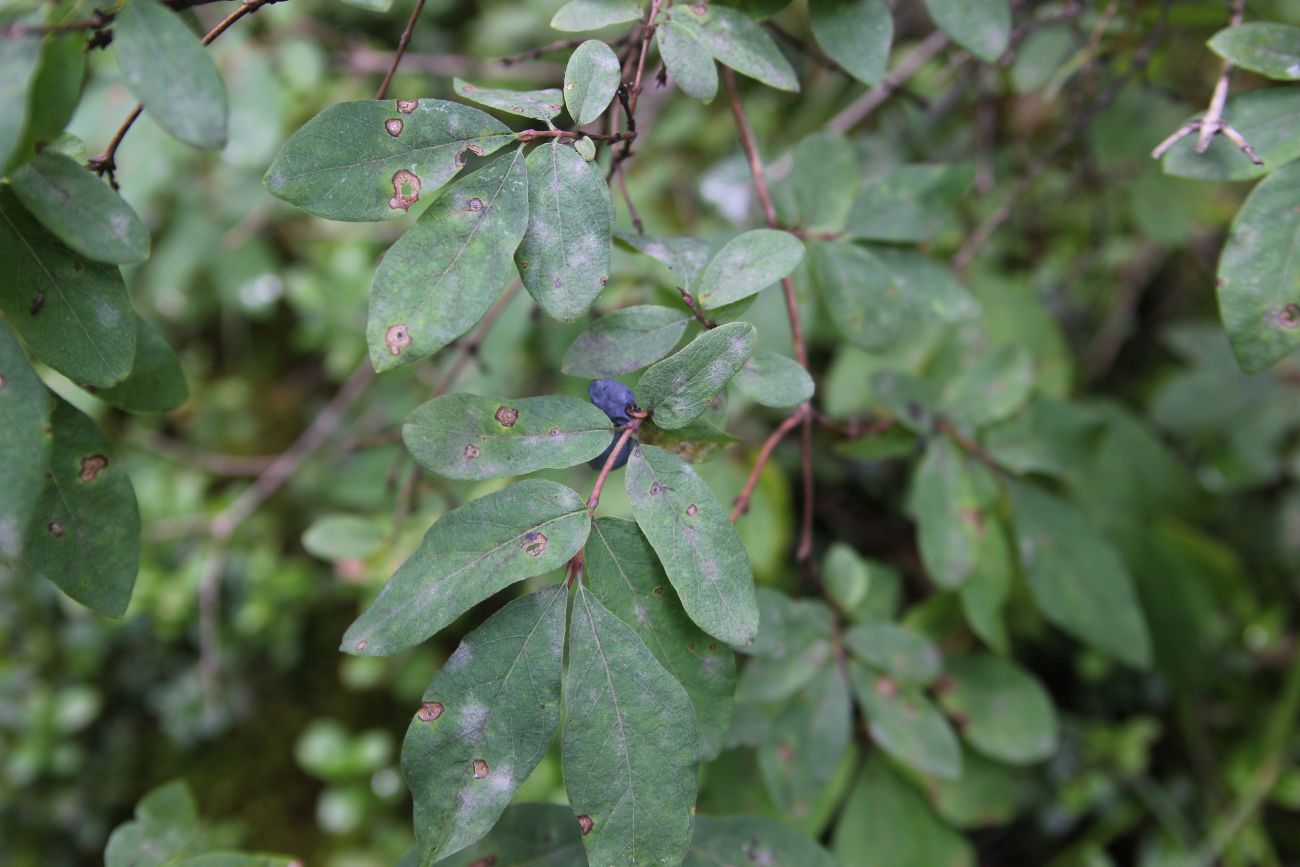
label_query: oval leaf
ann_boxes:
[810,0,892,86]
[0,10,45,172]
[696,229,805,309]
[939,344,1035,430]
[658,20,718,102]
[453,77,564,123]
[1209,22,1300,81]
[552,0,642,32]
[686,815,837,867]
[732,351,813,408]
[626,444,759,646]
[936,654,1058,765]
[788,130,860,233]
[0,320,51,563]
[115,0,228,148]
[433,803,585,866]
[909,437,1000,588]
[264,99,514,222]
[757,665,853,817]
[367,146,529,371]
[672,4,799,92]
[924,0,1010,63]
[832,758,974,867]
[403,585,566,863]
[637,322,756,429]
[97,315,188,413]
[564,40,621,126]
[562,305,691,377]
[403,393,613,479]
[563,585,699,867]
[842,623,941,685]
[341,479,589,656]
[807,240,901,350]
[616,232,711,288]
[849,661,962,779]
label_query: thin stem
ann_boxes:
[626,0,664,118]
[827,31,949,135]
[587,421,640,511]
[516,128,635,143]
[677,287,715,329]
[375,0,428,99]
[613,163,644,233]
[1196,0,1244,153]
[731,406,807,522]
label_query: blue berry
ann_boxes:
[589,432,635,470]
[588,379,637,424]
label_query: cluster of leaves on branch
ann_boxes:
[4,0,1300,865]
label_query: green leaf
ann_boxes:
[757,666,852,818]
[616,233,712,289]
[341,479,589,656]
[453,77,564,123]
[10,19,86,172]
[561,305,691,377]
[1161,87,1300,182]
[114,0,228,149]
[0,188,136,388]
[96,315,188,413]
[0,11,47,172]
[874,246,979,323]
[403,585,566,864]
[177,856,297,867]
[626,444,759,646]
[586,517,736,760]
[787,131,860,233]
[733,351,813,408]
[301,514,384,562]
[810,0,892,86]
[958,525,1013,654]
[403,393,613,480]
[367,146,529,371]
[1216,159,1300,373]
[433,803,585,866]
[842,623,940,685]
[672,4,800,92]
[736,595,834,701]
[910,437,1000,589]
[105,780,199,867]
[686,815,837,866]
[1209,22,1300,81]
[552,0,642,32]
[845,163,974,242]
[936,654,1058,765]
[924,0,1010,63]
[516,141,613,322]
[564,40,621,126]
[696,230,805,309]
[20,398,140,617]
[807,240,901,350]
[922,747,1024,829]
[264,99,514,221]
[564,585,699,867]
[940,345,1035,430]
[637,322,756,429]
[637,414,739,463]
[658,20,719,102]
[0,320,51,563]
[1008,480,1152,668]
[849,661,962,779]
[833,758,974,867]
[10,151,149,265]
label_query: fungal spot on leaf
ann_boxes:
[495,405,519,426]
[547,104,562,113]
[553,276,563,290]
[472,758,489,778]
[649,482,666,495]
[652,585,664,596]
[0,374,6,390]
[30,293,45,315]
[49,521,64,537]
[355,640,367,651]
[386,324,413,355]
[417,701,444,722]
[875,676,898,698]
[1277,303,1300,329]
[396,99,419,113]
[389,169,421,211]
[467,197,484,212]
[79,454,108,482]
[455,143,485,166]
[690,3,706,13]
[467,858,497,867]
[577,814,594,836]
[384,118,404,136]
[707,642,717,650]
[465,443,481,459]
[565,82,576,91]
[549,428,561,436]
[522,531,548,556]
[685,503,698,517]
[599,276,608,287]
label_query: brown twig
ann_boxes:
[677,287,716,329]
[613,164,644,233]
[827,31,950,135]
[374,0,427,100]
[731,406,808,522]
[2,9,114,38]
[587,421,640,511]
[516,128,635,144]
[500,34,630,67]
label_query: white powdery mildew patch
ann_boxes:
[459,699,489,737]
[634,601,650,626]
[447,643,472,670]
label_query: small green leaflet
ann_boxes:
[453,77,564,123]
[0,10,44,172]
[810,0,892,86]
[695,229,804,309]
[845,163,974,242]
[563,585,699,867]
[733,351,813,408]
[97,315,188,413]
[637,322,756,429]
[431,803,586,866]
[626,444,759,646]
[403,393,612,479]
[516,142,613,322]
[0,320,50,564]
[1209,22,1300,81]
[923,748,1024,829]
[341,479,589,656]
[22,398,140,617]
[564,40,621,126]
[670,4,800,92]
[552,0,641,32]
[940,345,1035,430]
[9,19,87,173]
[832,758,974,867]
[924,0,1010,63]
[807,240,901,350]
[1161,87,1300,182]
[936,654,1058,765]
[849,661,962,779]
[685,815,837,867]
[1008,479,1152,668]
[403,585,566,864]
[735,595,834,701]
[909,437,1000,588]
[561,305,691,377]
[264,99,514,221]
[658,20,718,102]
[114,0,228,149]
[842,623,940,686]
[105,780,200,867]
[873,246,979,323]
[302,514,384,562]
[367,146,529,372]
[0,188,136,388]
[10,151,150,265]
[757,665,853,818]
[787,131,860,233]
[586,517,736,759]
[616,233,712,288]
[1215,159,1300,373]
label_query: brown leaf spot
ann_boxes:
[385,324,412,356]
[0,374,6,390]
[652,585,664,596]
[30,293,45,315]
[1277,303,1300,330]
[467,858,497,867]
[472,758,489,778]
[396,99,419,113]
[522,531,548,557]
[949,709,969,728]
[685,503,698,517]
[389,169,421,211]
[355,640,367,651]
[417,701,444,722]
[690,3,706,13]
[384,118,404,136]
[549,428,561,436]
[577,814,594,836]
[649,482,665,495]
[79,454,108,482]
[932,675,955,696]
[49,521,64,537]
[707,642,717,650]
[455,143,485,166]
[465,443,481,459]
[467,197,484,212]
[875,676,898,698]
[776,743,795,764]
[495,405,519,426]
[599,276,608,287]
